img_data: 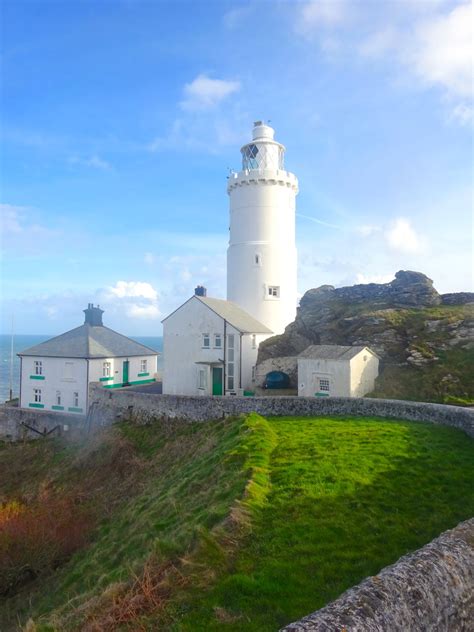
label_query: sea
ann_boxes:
[0,334,163,403]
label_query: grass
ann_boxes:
[168,416,474,631]
[1,415,473,631]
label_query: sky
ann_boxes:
[0,0,472,336]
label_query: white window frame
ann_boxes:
[140,359,147,373]
[55,390,61,406]
[319,378,330,392]
[34,388,42,403]
[227,334,235,391]
[73,391,79,407]
[103,361,111,377]
[214,334,222,349]
[267,285,280,298]
[251,334,257,349]
[198,368,207,390]
[202,333,210,349]
[34,360,43,375]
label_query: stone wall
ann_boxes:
[255,355,298,388]
[282,517,474,631]
[0,405,86,441]
[89,385,474,438]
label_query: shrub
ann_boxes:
[0,492,95,595]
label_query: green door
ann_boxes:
[122,360,130,386]
[212,367,223,396]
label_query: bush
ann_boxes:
[0,492,94,595]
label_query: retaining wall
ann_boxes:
[0,405,86,440]
[282,518,474,631]
[89,385,474,437]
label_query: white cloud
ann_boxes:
[297,0,349,33]
[0,204,26,233]
[69,155,112,171]
[406,3,472,100]
[126,304,161,319]
[355,224,381,237]
[223,6,252,29]
[355,273,394,285]
[180,74,241,111]
[144,252,156,265]
[385,218,425,254]
[450,103,474,126]
[106,281,158,301]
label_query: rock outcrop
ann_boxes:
[257,271,474,402]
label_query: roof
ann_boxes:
[298,345,376,361]
[18,324,159,359]
[162,295,273,334]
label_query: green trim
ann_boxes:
[103,378,156,389]
[315,392,330,397]
[137,372,150,377]
[29,403,44,408]
[30,375,45,380]
[52,405,64,411]
[99,376,114,382]
[68,407,83,413]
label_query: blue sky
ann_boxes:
[1,0,472,335]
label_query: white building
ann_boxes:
[18,304,158,414]
[162,294,271,396]
[297,345,379,398]
[227,120,298,335]
[162,121,298,396]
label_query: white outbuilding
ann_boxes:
[297,345,379,398]
[18,304,158,414]
[162,292,272,396]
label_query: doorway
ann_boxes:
[212,367,223,396]
[122,360,130,386]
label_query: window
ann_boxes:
[55,391,61,406]
[255,253,261,266]
[252,366,256,381]
[268,286,280,298]
[73,392,79,407]
[251,334,257,349]
[140,359,147,373]
[64,362,74,379]
[319,379,330,392]
[34,360,43,375]
[34,389,42,403]
[198,368,207,389]
[202,333,210,348]
[227,334,235,391]
[103,361,111,377]
[214,334,222,349]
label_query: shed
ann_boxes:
[297,345,379,398]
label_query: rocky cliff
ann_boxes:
[257,271,474,403]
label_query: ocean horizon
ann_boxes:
[0,334,163,403]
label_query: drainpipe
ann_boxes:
[86,358,89,413]
[239,333,243,389]
[223,320,227,396]
[19,356,22,408]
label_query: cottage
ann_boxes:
[298,345,379,398]
[162,291,271,396]
[18,304,158,414]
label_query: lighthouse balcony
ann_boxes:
[227,169,298,193]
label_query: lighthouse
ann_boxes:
[226,121,298,335]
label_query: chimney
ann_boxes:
[194,285,207,297]
[84,303,104,326]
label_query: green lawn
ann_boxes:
[169,417,474,631]
[1,415,473,631]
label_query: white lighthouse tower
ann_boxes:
[227,121,298,335]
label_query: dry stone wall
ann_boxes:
[88,385,474,438]
[282,518,474,632]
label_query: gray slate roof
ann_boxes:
[18,324,158,359]
[196,297,273,334]
[162,295,272,334]
[298,344,372,361]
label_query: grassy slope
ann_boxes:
[1,416,473,631]
[171,417,474,631]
